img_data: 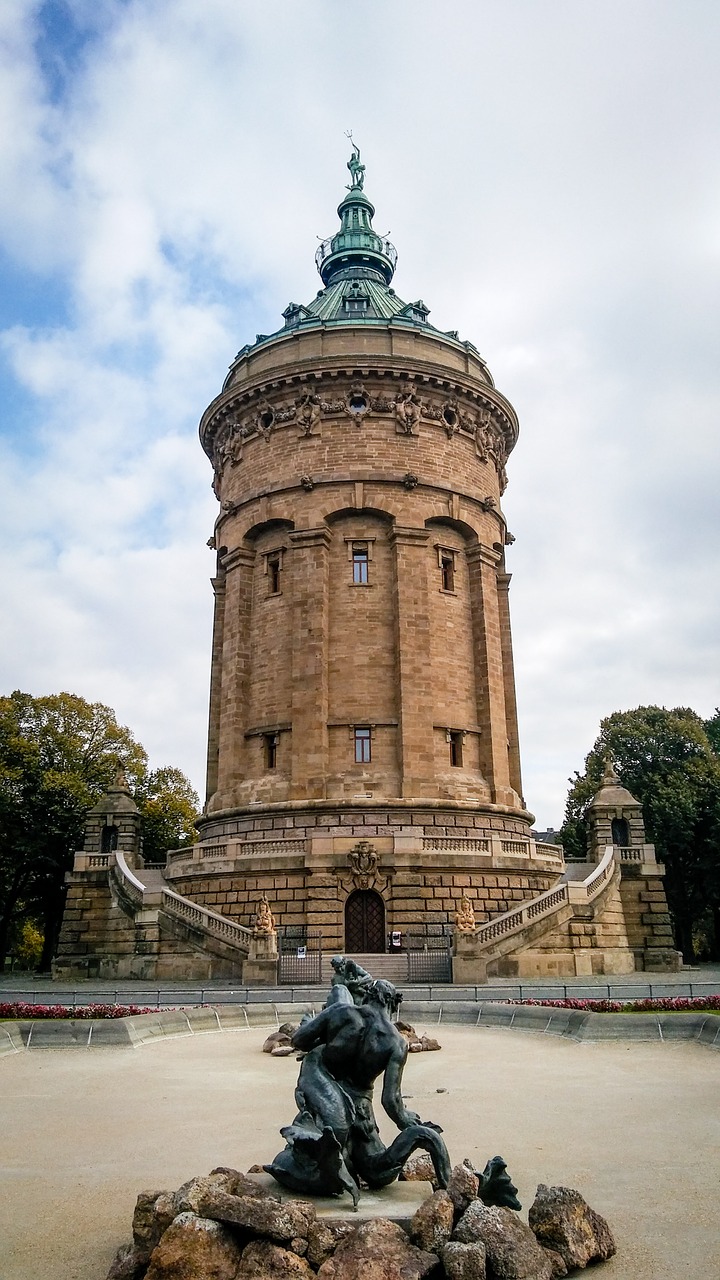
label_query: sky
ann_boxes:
[1,0,718,829]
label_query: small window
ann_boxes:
[441,554,455,592]
[354,726,371,764]
[352,543,369,584]
[264,734,278,769]
[449,731,463,768]
[267,553,281,594]
[101,824,119,854]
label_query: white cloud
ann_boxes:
[1,0,719,826]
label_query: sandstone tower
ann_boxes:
[189,146,564,954]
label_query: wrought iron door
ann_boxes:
[345,889,385,953]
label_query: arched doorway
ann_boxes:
[345,889,386,953]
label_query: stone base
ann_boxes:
[642,948,683,972]
[242,957,279,985]
[248,1172,432,1229]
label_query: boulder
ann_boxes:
[209,1167,275,1198]
[306,1220,358,1269]
[192,1187,315,1242]
[236,1239,315,1278]
[528,1185,616,1270]
[316,1218,439,1279]
[409,1189,455,1252]
[263,1031,293,1054]
[453,1202,553,1279]
[174,1171,274,1217]
[105,1242,147,1280]
[144,1212,243,1280]
[399,1151,440,1189]
[271,1043,296,1056]
[420,1036,441,1052]
[132,1189,175,1260]
[541,1248,568,1278]
[447,1162,480,1218]
[441,1240,488,1279]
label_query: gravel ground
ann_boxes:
[2,1024,718,1280]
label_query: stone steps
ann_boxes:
[320,952,409,984]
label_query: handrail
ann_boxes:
[475,882,569,947]
[160,889,252,951]
[584,846,615,899]
[113,849,145,904]
[473,847,618,951]
[112,849,251,954]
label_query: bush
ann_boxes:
[508,995,720,1013]
[0,1002,169,1019]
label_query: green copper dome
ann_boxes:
[225,144,485,379]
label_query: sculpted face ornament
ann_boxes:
[348,839,378,889]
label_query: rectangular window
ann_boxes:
[449,731,463,768]
[352,543,369,585]
[264,733,278,769]
[267,553,281,595]
[354,726,371,764]
[440,553,455,592]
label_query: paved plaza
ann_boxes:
[1,1020,718,1280]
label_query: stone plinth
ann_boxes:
[242,928,279,985]
[248,1172,432,1230]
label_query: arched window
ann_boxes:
[611,817,629,847]
[101,824,119,854]
[345,889,386,954]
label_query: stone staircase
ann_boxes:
[319,952,409,985]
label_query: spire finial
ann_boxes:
[602,754,620,786]
[345,132,365,191]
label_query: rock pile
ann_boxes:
[106,1163,615,1280]
[262,1020,441,1057]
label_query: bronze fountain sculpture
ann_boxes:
[265,957,520,1211]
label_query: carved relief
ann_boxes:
[296,393,321,437]
[441,399,460,438]
[394,391,421,435]
[205,376,513,497]
[403,472,419,490]
[255,400,275,440]
[345,381,370,423]
[300,474,315,491]
[348,840,379,889]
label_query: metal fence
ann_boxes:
[405,928,452,983]
[277,929,323,985]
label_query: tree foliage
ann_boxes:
[560,705,720,962]
[0,691,199,971]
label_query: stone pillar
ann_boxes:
[214,546,255,806]
[467,544,516,807]
[451,930,488,984]
[497,569,523,802]
[289,527,332,799]
[390,526,435,799]
[242,928,279,986]
[205,569,226,805]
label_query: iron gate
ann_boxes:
[277,928,322,985]
[405,926,453,983]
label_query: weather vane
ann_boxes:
[345,130,365,191]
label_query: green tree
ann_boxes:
[560,706,720,963]
[135,766,199,864]
[0,691,198,972]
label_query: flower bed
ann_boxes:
[0,1002,168,1020]
[508,995,720,1013]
